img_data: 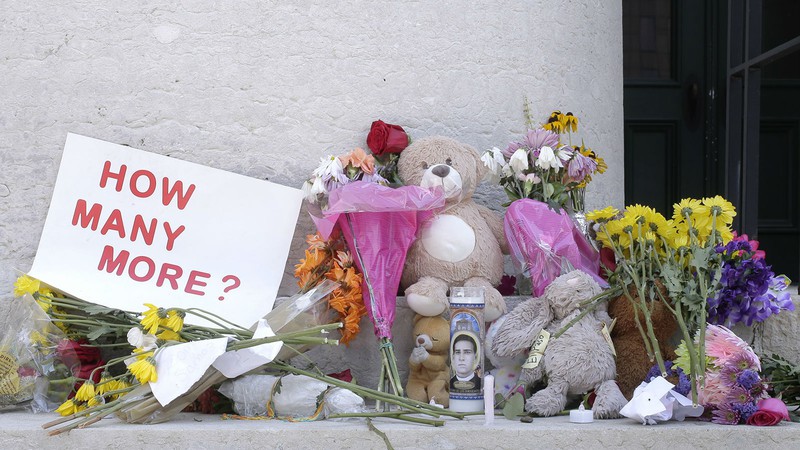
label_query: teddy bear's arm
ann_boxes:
[475,204,509,254]
[491,299,553,357]
[421,353,448,372]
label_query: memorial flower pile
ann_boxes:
[587,196,792,405]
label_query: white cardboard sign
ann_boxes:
[29,133,303,328]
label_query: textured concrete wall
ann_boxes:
[0,1,624,303]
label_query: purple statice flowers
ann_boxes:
[645,360,691,396]
[707,236,794,326]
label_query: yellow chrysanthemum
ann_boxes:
[587,206,619,223]
[672,198,706,223]
[55,398,81,416]
[74,381,96,402]
[156,329,182,342]
[96,374,114,396]
[625,204,655,225]
[141,303,165,334]
[702,195,737,225]
[670,234,690,250]
[129,357,158,384]
[164,309,184,332]
[13,275,40,298]
[87,395,105,408]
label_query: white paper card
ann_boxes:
[150,338,228,406]
[213,320,283,378]
[29,133,303,328]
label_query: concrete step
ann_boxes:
[2,410,798,449]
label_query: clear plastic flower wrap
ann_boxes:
[0,294,70,412]
[218,373,366,418]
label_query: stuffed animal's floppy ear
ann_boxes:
[464,142,487,183]
[490,298,553,357]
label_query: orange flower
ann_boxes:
[294,249,326,277]
[343,268,362,290]
[339,148,375,175]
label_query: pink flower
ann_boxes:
[747,398,789,426]
[706,325,754,368]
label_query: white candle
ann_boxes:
[569,403,593,423]
[484,374,495,425]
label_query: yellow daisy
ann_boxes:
[562,112,579,132]
[164,309,185,332]
[55,399,81,416]
[543,112,565,133]
[587,206,619,223]
[129,357,158,384]
[625,204,654,226]
[141,303,165,334]
[87,395,105,408]
[13,275,40,298]
[156,329,182,342]
[702,195,737,225]
[672,198,705,223]
[74,381,96,402]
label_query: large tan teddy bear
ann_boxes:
[398,136,508,321]
[406,314,451,407]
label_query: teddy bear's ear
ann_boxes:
[464,142,488,183]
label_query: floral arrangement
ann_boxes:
[302,120,410,207]
[585,196,792,405]
[302,147,388,208]
[11,275,460,434]
[481,110,606,211]
[294,231,366,345]
[708,234,794,327]
[675,324,791,426]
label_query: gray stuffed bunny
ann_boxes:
[490,270,627,418]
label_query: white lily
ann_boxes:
[536,146,562,170]
[480,147,505,182]
[509,148,530,174]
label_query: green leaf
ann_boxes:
[83,304,120,315]
[86,325,113,340]
[502,392,525,420]
[543,182,555,199]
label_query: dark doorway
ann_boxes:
[623,0,800,281]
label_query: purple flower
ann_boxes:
[708,240,793,326]
[732,401,758,421]
[523,128,559,151]
[565,150,597,183]
[736,369,760,390]
[712,403,742,425]
[645,361,691,396]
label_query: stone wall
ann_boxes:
[0,1,625,304]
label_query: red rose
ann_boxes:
[327,369,353,383]
[57,339,103,377]
[366,120,408,156]
[747,398,790,426]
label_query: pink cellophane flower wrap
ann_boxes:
[504,199,607,296]
[312,181,445,339]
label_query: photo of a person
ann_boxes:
[450,333,481,392]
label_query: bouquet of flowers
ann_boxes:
[10,275,460,434]
[294,231,366,345]
[674,324,790,425]
[302,132,444,399]
[481,110,606,212]
[586,196,793,405]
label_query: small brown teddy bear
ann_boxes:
[398,136,508,321]
[406,314,450,407]
[608,282,679,399]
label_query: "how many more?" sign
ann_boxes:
[30,133,303,328]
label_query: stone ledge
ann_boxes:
[2,411,798,449]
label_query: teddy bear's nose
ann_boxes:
[432,164,450,178]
